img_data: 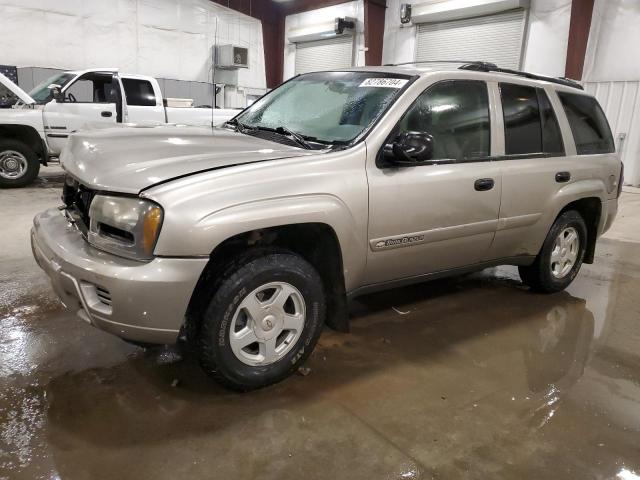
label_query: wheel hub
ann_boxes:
[255,311,283,341]
[550,226,580,279]
[229,282,306,366]
[0,150,28,179]
[262,315,276,331]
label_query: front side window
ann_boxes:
[394,80,491,161]
[558,92,614,155]
[234,72,412,146]
[122,78,156,107]
[63,73,118,103]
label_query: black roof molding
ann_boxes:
[458,63,584,90]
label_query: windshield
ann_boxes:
[28,73,76,104]
[234,71,412,145]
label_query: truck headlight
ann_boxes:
[88,195,164,261]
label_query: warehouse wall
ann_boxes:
[283,1,366,81]
[0,0,267,108]
[381,0,571,77]
[583,0,640,186]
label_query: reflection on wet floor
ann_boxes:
[1,236,640,479]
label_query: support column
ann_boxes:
[565,0,595,80]
[364,0,387,66]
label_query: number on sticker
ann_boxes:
[359,78,409,89]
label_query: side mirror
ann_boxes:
[47,83,63,102]
[383,131,434,166]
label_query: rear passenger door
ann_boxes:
[486,83,613,260]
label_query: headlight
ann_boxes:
[88,195,164,261]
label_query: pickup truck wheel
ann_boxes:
[0,139,40,188]
[196,250,326,391]
[519,210,587,293]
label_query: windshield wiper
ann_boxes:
[224,118,251,133]
[228,121,317,150]
[273,126,312,150]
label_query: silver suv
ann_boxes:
[31,63,622,390]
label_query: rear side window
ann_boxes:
[122,78,156,107]
[558,92,614,155]
[501,83,565,156]
[538,89,564,155]
[396,80,490,161]
[501,83,542,155]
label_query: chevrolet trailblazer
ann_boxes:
[31,62,621,390]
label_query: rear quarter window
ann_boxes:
[557,92,614,155]
[122,78,156,107]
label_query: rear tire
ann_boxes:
[519,210,587,293]
[196,249,326,391]
[0,139,40,188]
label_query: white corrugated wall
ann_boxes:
[584,81,640,186]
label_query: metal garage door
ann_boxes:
[294,36,354,75]
[416,9,526,69]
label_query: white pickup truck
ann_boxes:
[0,68,238,187]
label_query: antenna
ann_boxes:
[211,16,219,127]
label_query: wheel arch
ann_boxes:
[185,222,350,339]
[0,124,47,165]
[556,196,602,264]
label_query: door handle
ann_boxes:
[555,171,571,183]
[101,111,113,117]
[474,178,495,191]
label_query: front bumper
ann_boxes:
[31,208,208,344]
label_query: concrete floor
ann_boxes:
[1,166,640,479]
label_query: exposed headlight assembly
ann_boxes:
[88,195,163,261]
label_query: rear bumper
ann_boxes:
[31,208,208,344]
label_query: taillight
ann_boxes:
[617,162,624,198]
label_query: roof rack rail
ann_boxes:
[383,60,498,68]
[458,63,583,90]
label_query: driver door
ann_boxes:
[43,72,120,154]
[364,79,502,285]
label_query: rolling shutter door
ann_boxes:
[294,36,354,75]
[415,9,526,69]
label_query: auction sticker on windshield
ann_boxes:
[359,78,409,89]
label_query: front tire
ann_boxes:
[519,210,587,293]
[196,250,326,391]
[0,139,40,188]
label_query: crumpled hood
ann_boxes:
[62,124,311,193]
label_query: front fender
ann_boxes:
[155,194,367,291]
[0,108,44,133]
